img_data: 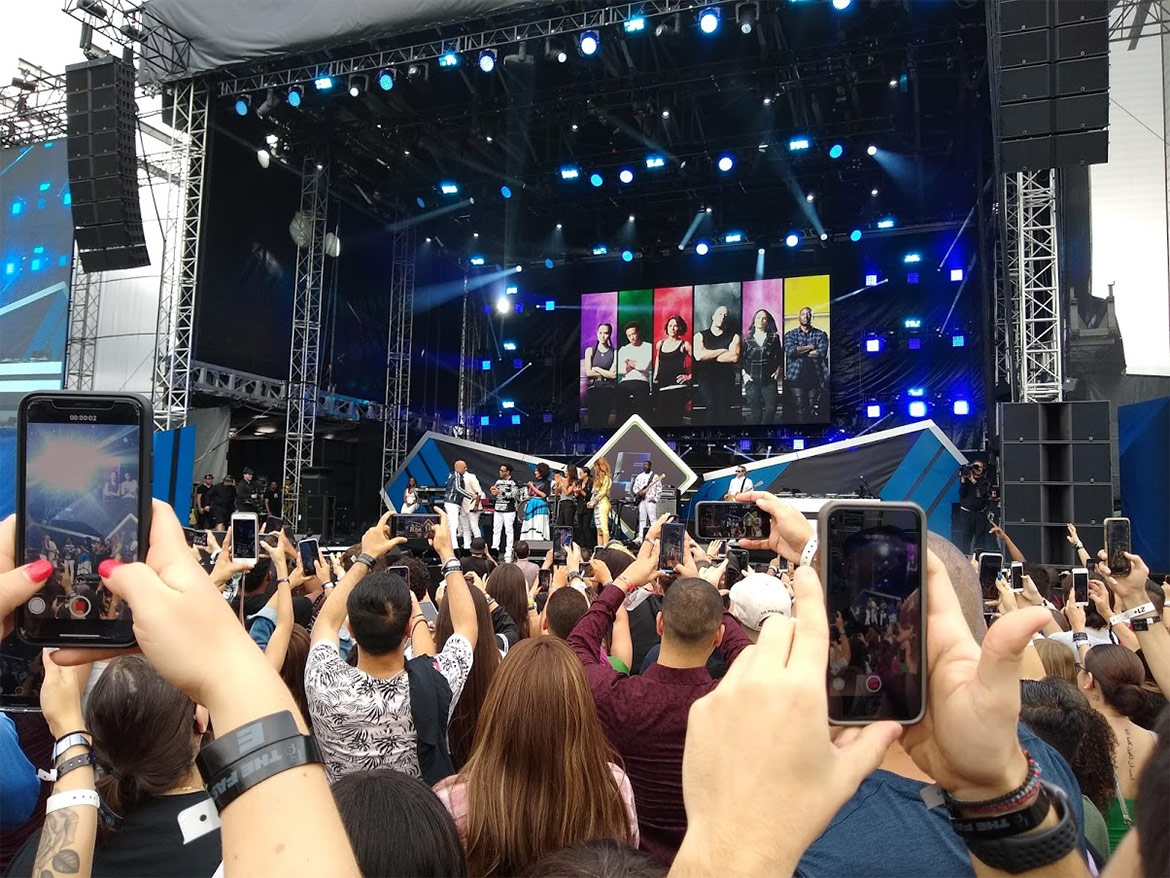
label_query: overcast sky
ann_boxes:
[1,4,87,83]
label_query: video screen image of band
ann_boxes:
[579,275,830,428]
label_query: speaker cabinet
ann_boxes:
[1003,483,1044,524]
[1002,443,1043,482]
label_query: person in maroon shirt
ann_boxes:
[566,528,751,866]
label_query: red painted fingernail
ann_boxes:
[25,560,53,583]
[98,560,123,579]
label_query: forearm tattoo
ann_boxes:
[33,809,83,877]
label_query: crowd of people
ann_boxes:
[0,488,1167,878]
[191,468,281,529]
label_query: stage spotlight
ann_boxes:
[828,144,844,159]
[724,231,744,244]
[555,223,563,230]
[505,285,518,295]
[348,75,367,96]
[832,0,852,9]
[865,337,882,353]
[705,207,713,214]
[717,154,735,173]
[234,95,250,116]
[500,399,516,410]
[515,265,523,272]
[903,252,921,263]
[415,196,426,209]
[256,149,270,168]
[545,300,556,311]
[579,30,600,56]
[819,232,828,241]
[480,415,491,426]
[953,400,971,416]
[904,318,922,329]
[628,214,635,222]
[950,268,964,281]
[496,297,511,314]
[788,137,810,151]
[908,401,927,419]
[785,233,800,248]
[866,403,883,419]
[952,334,966,347]
[805,193,815,202]
[478,49,497,72]
[737,2,758,33]
[622,249,634,262]
[698,6,721,33]
[470,255,486,266]
[908,387,926,397]
[877,218,896,229]
[439,181,459,195]
[889,79,898,88]
[624,16,646,33]
[589,172,604,187]
[425,237,432,243]
[560,166,580,180]
[592,244,608,256]
[850,229,862,242]
[695,241,710,255]
[500,185,512,199]
[378,69,394,90]
[867,144,877,156]
[645,154,665,169]
[545,258,555,269]
[757,247,765,255]
[661,108,671,119]
[619,168,634,184]
[287,86,303,107]
[438,50,460,68]
[865,274,878,286]
[314,76,334,90]
[871,188,879,196]
[792,439,806,450]
[511,414,522,425]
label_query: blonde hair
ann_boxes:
[1034,638,1076,683]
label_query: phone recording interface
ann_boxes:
[659,523,686,571]
[1104,518,1131,576]
[392,515,439,540]
[553,527,573,564]
[694,502,771,540]
[823,504,925,724]
[299,539,320,573]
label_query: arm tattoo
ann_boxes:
[33,809,82,876]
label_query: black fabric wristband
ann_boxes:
[196,710,302,780]
[1132,616,1161,632]
[1071,632,1089,643]
[205,734,322,812]
[354,553,377,569]
[949,787,1051,840]
[56,751,98,779]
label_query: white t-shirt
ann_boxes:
[617,342,652,382]
[1047,626,1115,659]
[304,635,474,782]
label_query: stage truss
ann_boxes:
[64,255,101,390]
[0,61,66,149]
[381,223,416,489]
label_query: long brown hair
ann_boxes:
[594,456,611,483]
[279,623,313,731]
[485,563,531,642]
[456,638,631,876]
[1033,638,1076,683]
[1083,644,1152,723]
[435,586,500,769]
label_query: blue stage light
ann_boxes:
[416,197,426,209]
[867,144,877,156]
[724,232,743,244]
[907,272,920,284]
[589,172,603,187]
[500,185,512,199]
[470,255,486,266]
[866,403,883,419]
[505,285,518,295]
[503,341,517,351]
[480,415,491,426]
[579,30,600,55]
[699,6,721,33]
[792,438,806,450]
[438,51,460,68]
[903,252,921,263]
[952,334,965,348]
[865,337,882,353]
[876,218,895,229]
[545,300,556,311]
[478,49,497,73]
[234,97,249,116]
[621,249,634,262]
[953,400,970,416]
[908,337,922,350]
[717,154,735,172]
[511,414,522,425]
[544,258,554,269]
[832,0,852,9]
[903,318,921,329]
[695,241,710,255]
[645,154,665,169]
[785,232,800,248]
[908,401,927,419]
[287,86,303,107]
[481,360,492,371]
[850,229,862,242]
[908,387,926,397]
[865,274,879,286]
[440,181,459,195]
[560,166,580,180]
[624,16,646,32]
[496,297,511,314]
[950,268,964,281]
[618,168,634,184]
[501,399,515,409]
[593,244,608,256]
[513,358,524,369]
[378,70,394,90]
[828,144,844,159]
[788,137,810,151]
[314,76,334,90]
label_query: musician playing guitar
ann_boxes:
[629,459,665,541]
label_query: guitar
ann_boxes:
[633,473,666,501]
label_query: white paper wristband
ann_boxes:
[800,537,819,568]
[46,789,100,814]
[1113,602,1157,624]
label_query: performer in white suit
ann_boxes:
[443,460,477,551]
[463,466,484,542]
[629,460,663,541]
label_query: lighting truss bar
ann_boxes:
[993,175,1016,402]
[215,1,699,96]
[64,252,101,391]
[1009,169,1063,402]
[61,0,193,83]
[1109,0,1170,47]
[0,62,66,148]
[382,222,416,496]
[190,361,387,420]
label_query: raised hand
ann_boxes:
[360,511,403,560]
[733,491,815,563]
[1095,550,1152,611]
[429,509,454,561]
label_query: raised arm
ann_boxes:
[409,589,436,656]
[313,511,403,647]
[1099,550,1170,696]
[435,511,479,649]
[989,523,1026,563]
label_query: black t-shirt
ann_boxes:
[7,792,221,878]
[460,555,495,578]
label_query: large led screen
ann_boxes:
[579,275,830,427]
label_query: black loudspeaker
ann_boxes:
[1002,65,1052,102]
[1069,400,1110,439]
[65,57,149,272]
[1002,0,1052,32]
[1072,484,1112,525]
[1002,443,1042,482]
[1001,403,1041,441]
[1002,483,1044,524]
[1071,443,1111,484]
[302,494,336,538]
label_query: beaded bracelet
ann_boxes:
[943,753,1042,820]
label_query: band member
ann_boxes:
[521,462,552,541]
[583,323,618,429]
[693,305,741,424]
[629,459,663,541]
[555,465,583,541]
[616,321,652,421]
[653,314,691,424]
[742,308,783,424]
[236,467,263,513]
[464,465,484,541]
[194,473,215,529]
[401,475,421,513]
[727,465,753,498]
[577,464,596,548]
[783,306,829,421]
[588,456,613,545]
[443,460,477,551]
[490,464,519,560]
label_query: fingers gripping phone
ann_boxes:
[978,553,1003,602]
[299,539,321,573]
[391,514,439,540]
[231,513,259,564]
[553,527,573,566]
[659,523,686,572]
[1010,561,1024,593]
[819,500,927,725]
[694,501,771,540]
[1071,567,1089,606]
[538,568,552,592]
[15,392,152,648]
[1103,517,1131,576]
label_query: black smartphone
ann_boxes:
[15,392,152,648]
[299,538,321,573]
[578,562,593,579]
[265,514,285,534]
[659,523,686,571]
[1072,567,1089,606]
[183,527,209,548]
[538,568,552,591]
[819,500,927,725]
[387,564,410,587]
[392,514,439,540]
[1104,517,1131,576]
[1010,561,1024,593]
[694,501,771,540]
[553,526,573,565]
[231,512,259,563]
[0,633,46,712]
[978,552,1003,602]
[726,547,750,581]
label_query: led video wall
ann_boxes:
[579,275,831,428]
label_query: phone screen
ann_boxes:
[299,539,320,573]
[232,514,258,562]
[821,502,926,724]
[1072,568,1089,605]
[1104,518,1131,576]
[183,527,209,548]
[419,600,438,623]
[553,527,573,565]
[1010,561,1024,592]
[16,393,150,647]
[727,547,750,581]
[538,568,552,591]
[387,564,410,587]
[0,633,45,712]
[392,514,439,540]
[694,501,771,540]
[978,553,1003,601]
[659,523,686,571]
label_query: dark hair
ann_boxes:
[664,314,687,335]
[346,571,411,656]
[279,624,313,731]
[486,564,531,643]
[332,769,467,877]
[1019,677,1117,811]
[1137,707,1170,876]
[1083,644,1151,722]
[515,540,530,560]
[500,463,513,475]
[535,463,550,480]
[1082,577,1113,630]
[86,656,198,827]
[622,321,641,335]
[661,577,723,646]
[545,587,590,640]
[751,309,777,334]
[434,586,500,769]
[398,555,434,602]
[521,839,666,877]
[594,546,634,580]
[242,557,272,594]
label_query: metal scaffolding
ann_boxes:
[151,78,210,431]
[455,276,483,442]
[282,156,330,525]
[1006,170,1063,402]
[381,224,416,497]
[64,258,101,390]
[0,61,66,148]
[993,177,1017,401]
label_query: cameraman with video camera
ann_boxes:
[956,459,990,554]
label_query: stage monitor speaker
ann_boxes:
[302,494,335,538]
[65,56,149,272]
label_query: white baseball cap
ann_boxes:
[730,573,793,631]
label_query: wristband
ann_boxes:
[441,559,462,576]
[963,784,1077,873]
[353,552,377,570]
[276,577,290,586]
[411,619,429,633]
[195,710,302,781]
[52,732,93,763]
[943,752,1040,817]
[950,786,1051,839]
[1132,616,1161,632]
[205,734,322,812]
[46,789,101,814]
[799,536,818,568]
[1113,601,1157,622]
[1071,631,1089,643]
[39,751,97,782]
[1074,542,1083,549]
